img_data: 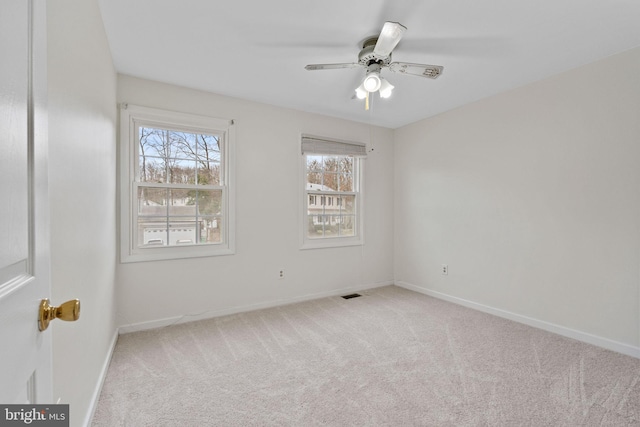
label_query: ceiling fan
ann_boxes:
[305,22,443,102]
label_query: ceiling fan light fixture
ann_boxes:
[379,78,394,98]
[304,21,444,106]
[362,72,381,92]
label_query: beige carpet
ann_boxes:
[92,286,640,426]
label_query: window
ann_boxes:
[301,135,365,249]
[120,104,235,262]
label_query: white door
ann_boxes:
[0,0,52,404]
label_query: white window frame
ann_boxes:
[119,104,235,263]
[300,134,365,250]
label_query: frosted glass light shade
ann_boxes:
[363,73,381,92]
[379,78,394,98]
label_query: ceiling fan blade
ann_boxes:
[392,36,511,58]
[388,62,443,79]
[305,63,361,71]
[373,22,407,58]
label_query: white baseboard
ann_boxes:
[118,281,394,334]
[396,281,640,359]
[83,329,119,427]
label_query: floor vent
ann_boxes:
[341,293,362,299]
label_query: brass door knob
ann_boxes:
[38,299,80,331]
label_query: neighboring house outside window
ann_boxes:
[119,104,235,262]
[301,135,365,249]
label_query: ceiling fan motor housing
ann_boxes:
[365,62,382,75]
[358,37,392,67]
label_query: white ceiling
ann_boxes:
[98,0,640,129]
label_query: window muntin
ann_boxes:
[120,105,235,262]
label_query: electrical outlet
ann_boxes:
[442,264,448,275]
[279,269,285,279]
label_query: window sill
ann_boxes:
[120,245,235,263]
[300,237,363,250]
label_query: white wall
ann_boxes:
[47,0,117,424]
[116,75,395,329]
[395,47,640,354]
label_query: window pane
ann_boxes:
[137,215,224,247]
[136,215,223,247]
[305,155,354,193]
[139,127,164,159]
[170,131,197,160]
[163,189,222,216]
[200,216,222,244]
[306,174,324,189]
[138,187,167,216]
[307,215,325,239]
[136,187,223,248]
[339,215,355,236]
[193,133,221,185]
[306,155,322,173]
[168,159,196,184]
[165,217,197,245]
[323,156,339,172]
[137,217,167,246]
[197,161,221,185]
[339,157,354,174]
[196,189,223,215]
[140,128,178,160]
[137,187,167,247]
[341,195,356,214]
[338,173,353,191]
[322,172,339,191]
[139,156,166,183]
[305,191,356,240]
[171,216,223,245]
[324,215,340,236]
[195,134,221,162]
[139,127,222,176]
[167,189,191,216]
